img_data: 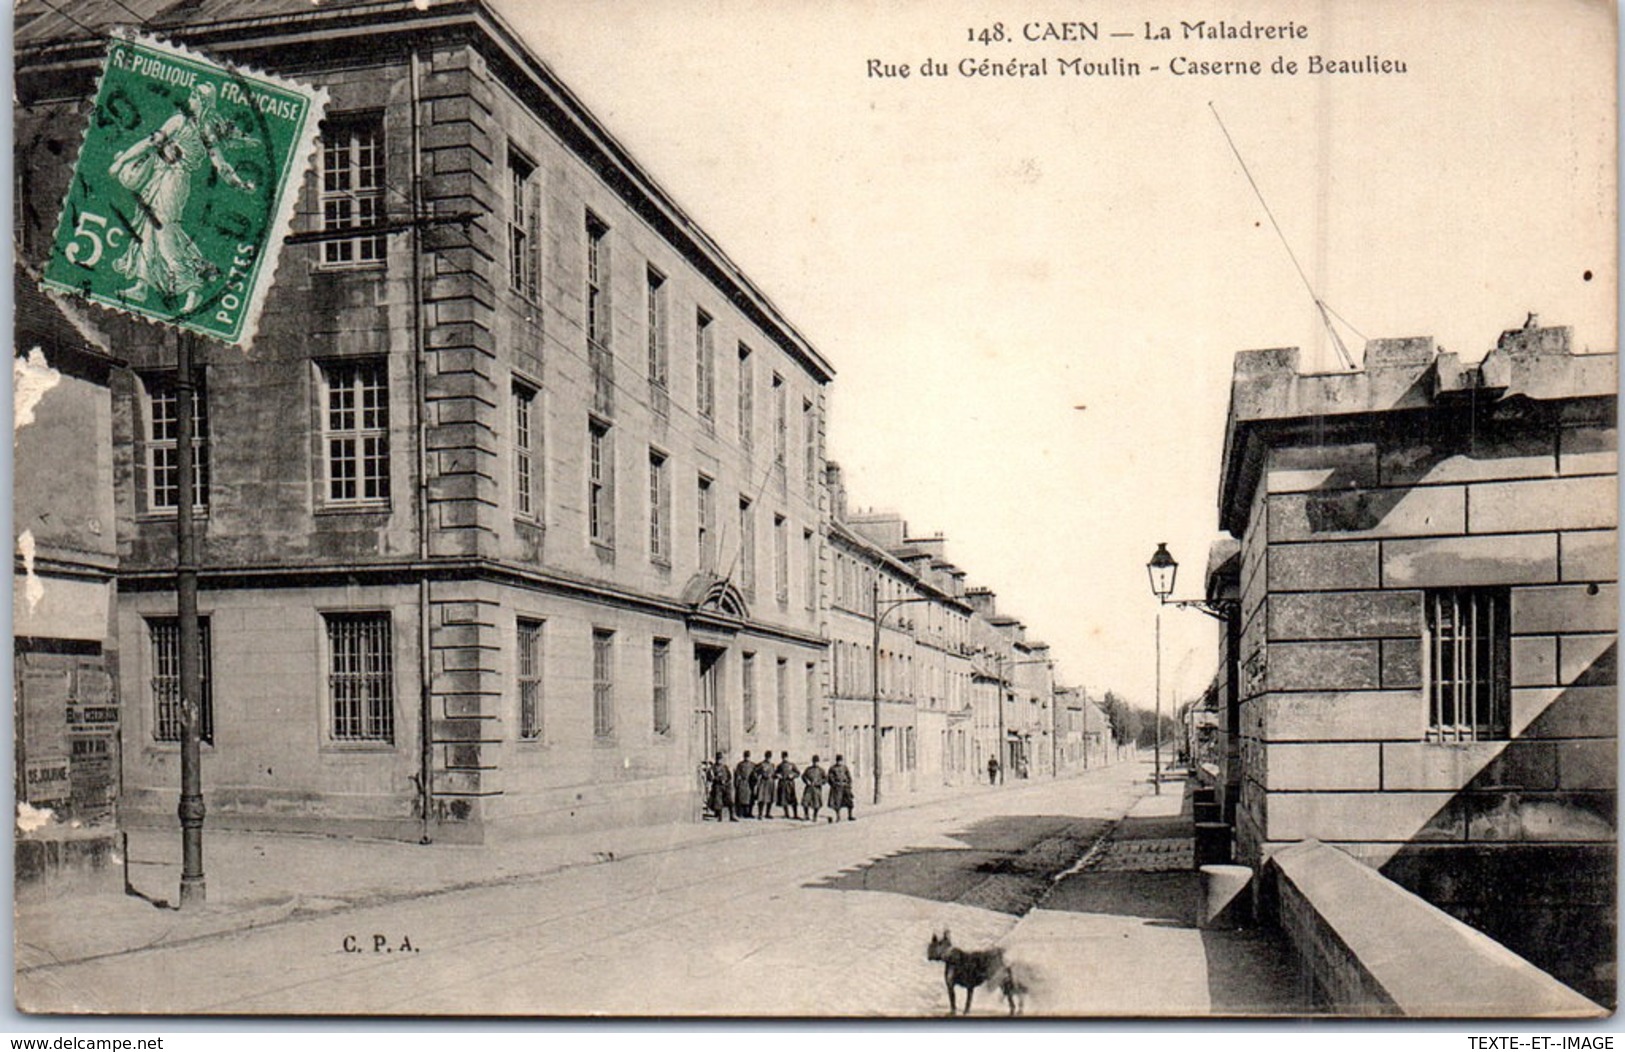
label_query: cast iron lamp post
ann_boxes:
[1146,543,1176,795]
[871,577,941,806]
[1145,542,1241,796]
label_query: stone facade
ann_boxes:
[825,490,978,798]
[14,0,1088,846]
[17,2,832,841]
[1218,321,1617,1003]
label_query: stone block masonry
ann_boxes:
[1267,840,1602,1016]
[1220,322,1617,1005]
[421,44,502,565]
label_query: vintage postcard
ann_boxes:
[10,0,1617,1021]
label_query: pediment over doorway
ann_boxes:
[682,573,749,622]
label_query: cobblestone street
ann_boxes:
[17,762,1308,1016]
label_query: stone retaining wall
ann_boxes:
[1265,840,1603,1017]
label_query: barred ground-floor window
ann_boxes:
[327,613,394,743]
[149,617,213,744]
[652,637,672,736]
[517,618,544,741]
[593,628,616,738]
[1425,588,1510,743]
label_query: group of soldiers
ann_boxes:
[703,749,857,823]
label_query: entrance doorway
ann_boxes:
[693,644,728,765]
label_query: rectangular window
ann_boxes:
[589,420,614,546]
[648,449,669,563]
[320,115,386,266]
[652,637,671,736]
[696,310,716,422]
[738,496,755,596]
[1426,589,1510,742]
[513,382,539,520]
[803,398,817,491]
[586,213,613,415]
[322,360,390,505]
[742,651,757,734]
[774,514,789,603]
[149,617,213,744]
[772,374,787,467]
[507,150,538,298]
[646,267,668,397]
[737,344,754,450]
[593,628,615,738]
[517,618,543,741]
[698,474,715,572]
[803,529,816,609]
[805,661,817,734]
[146,378,209,512]
[775,657,789,734]
[586,212,609,345]
[327,613,393,742]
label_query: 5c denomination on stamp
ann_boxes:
[42,31,326,349]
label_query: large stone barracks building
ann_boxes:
[18,0,836,841]
[1216,320,1617,1002]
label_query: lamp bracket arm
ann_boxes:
[1162,597,1239,622]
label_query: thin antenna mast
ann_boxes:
[1209,102,1360,370]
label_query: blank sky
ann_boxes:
[494,0,1616,708]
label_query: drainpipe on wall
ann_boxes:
[410,45,433,845]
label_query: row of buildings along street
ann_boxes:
[14,0,1116,855]
[12,0,1617,1019]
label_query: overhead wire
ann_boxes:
[29,0,108,41]
[1208,101,1361,370]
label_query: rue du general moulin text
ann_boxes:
[866,18,1408,80]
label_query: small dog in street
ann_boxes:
[926,929,1028,1015]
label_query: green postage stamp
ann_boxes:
[42,32,326,348]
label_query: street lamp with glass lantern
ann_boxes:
[1144,542,1239,795]
[1145,542,1177,795]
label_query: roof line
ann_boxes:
[15,0,835,381]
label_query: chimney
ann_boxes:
[824,460,848,521]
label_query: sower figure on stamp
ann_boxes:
[800,755,826,822]
[775,751,800,819]
[109,82,258,314]
[734,750,756,820]
[706,751,735,821]
[753,750,775,819]
[827,754,855,822]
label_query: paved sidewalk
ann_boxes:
[1000,782,1312,1016]
[15,762,1135,972]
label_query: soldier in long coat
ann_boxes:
[800,756,827,822]
[733,750,756,819]
[706,751,735,821]
[775,752,800,819]
[752,750,776,819]
[827,754,856,821]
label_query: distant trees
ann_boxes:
[1099,690,1179,752]
[1099,691,1140,746]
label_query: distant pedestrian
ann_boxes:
[753,750,776,818]
[801,756,827,822]
[775,751,800,819]
[706,751,735,821]
[734,750,756,820]
[987,756,1000,786]
[828,754,855,821]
